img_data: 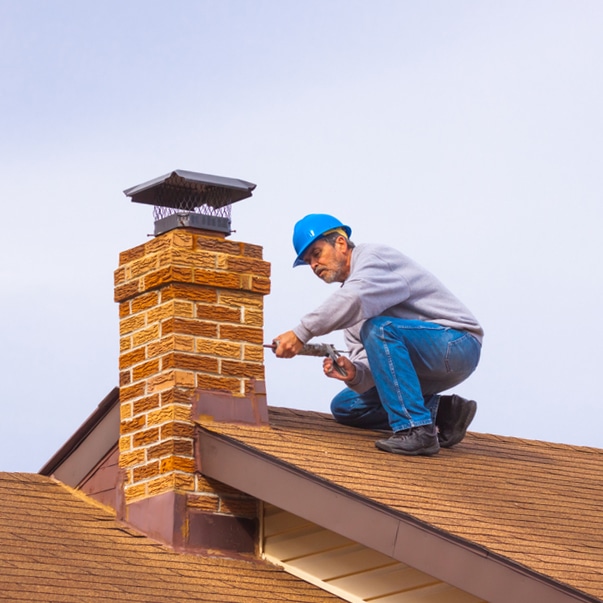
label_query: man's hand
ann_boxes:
[323,356,356,382]
[273,331,304,358]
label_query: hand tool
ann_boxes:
[264,342,348,377]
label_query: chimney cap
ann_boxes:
[123,169,256,210]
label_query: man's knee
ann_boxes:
[330,390,355,423]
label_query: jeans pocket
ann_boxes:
[445,332,481,374]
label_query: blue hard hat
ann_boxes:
[292,214,352,267]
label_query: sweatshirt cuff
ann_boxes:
[292,324,313,344]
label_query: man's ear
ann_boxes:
[335,235,348,250]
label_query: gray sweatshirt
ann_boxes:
[292,243,483,393]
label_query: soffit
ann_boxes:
[197,407,603,603]
[263,502,487,603]
[0,472,342,602]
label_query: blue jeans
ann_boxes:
[331,318,481,432]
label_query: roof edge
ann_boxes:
[39,387,119,478]
[196,427,598,603]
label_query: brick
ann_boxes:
[132,324,161,347]
[147,336,175,359]
[118,242,146,265]
[197,476,244,497]
[169,229,195,249]
[160,456,196,473]
[133,427,160,447]
[195,236,241,256]
[131,291,160,314]
[239,275,252,291]
[161,352,219,374]
[146,372,175,394]
[223,255,271,277]
[196,374,242,394]
[114,266,127,286]
[119,301,131,318]
[119,435,132,452]
[161,317,218,338]
[160,283,217,304]
[120,382,146,402]
[119,347,147,370]
[144,265,194,289]
[196,339,241,359]
[119,370,131,387]
[145,474,173,497]
[169,247,217,270]
[250,276,271,295]
[243,344,264,363]
[173,472,196,492]
[120,414,146,435]
[195,304,241,323]
[120,402,133,421]
[124,482,147,502]
[147,299,196,323]
[242,242,264,259]
[148,338,197,363]
[161,421,196,439]
[144,233,173,256]
[242,307,263,327]
[132,394,161,416]
[173,370,196,388]
[148,439,194,460]
[187,495,219,512]
[193,269,241,289]
[120,336,132,353]
[119,449,146,468]
[221,359,265,380]
[173,335,195,352]
[133,461,160,482]
[219,324,264,344]
[114,280,142,303]
[219,497,258,518]
[119,313,146,336]
[132,359,161,381]
[147,404,190,427]
[218,290,264,308]
[129,254,160,279]
[160,388,195,406]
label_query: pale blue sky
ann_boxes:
[1,0,602,471]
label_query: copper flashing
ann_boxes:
[196,428,599,603]
[124,490,257,556]
[190,380,269,426]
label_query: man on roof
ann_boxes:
[273,214,483,456]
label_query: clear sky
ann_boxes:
[1,0,602,471]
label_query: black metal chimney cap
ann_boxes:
[123,169,256,210]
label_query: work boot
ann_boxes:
[436,394,477,448]
[375,425,440,456]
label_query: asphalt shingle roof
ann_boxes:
[200,407,603,602]
[0,472,342,602]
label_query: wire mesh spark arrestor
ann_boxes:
[123,169,257,236]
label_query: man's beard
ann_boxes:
[316,259,346,284]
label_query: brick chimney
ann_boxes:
[114,170,270,554]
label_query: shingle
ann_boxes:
[200,407,603,601]
[0,472,342,602]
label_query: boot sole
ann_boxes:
[375,439,440,456]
